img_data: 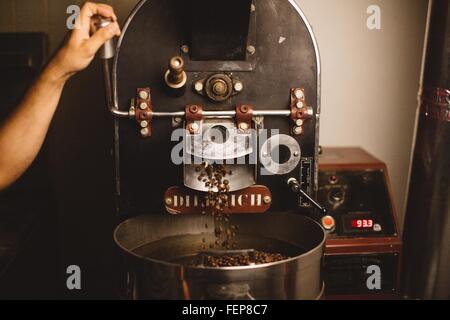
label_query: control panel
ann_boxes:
[319,147,402,299]
[318,169,396,237]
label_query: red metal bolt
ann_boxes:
[189,105,199,114]
[240,105,249,113]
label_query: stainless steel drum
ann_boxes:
[114,212,325,300]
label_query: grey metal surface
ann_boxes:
[185,119,253,160]
[260,134,301,175]
[114,212,325,300]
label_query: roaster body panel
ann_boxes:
[113,0,320,218]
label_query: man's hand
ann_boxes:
[47,2,121,82]
[0,2,121,190]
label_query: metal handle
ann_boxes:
[287,178,328,215]
[93,15,130,118]
[92,15,116,60]
[148,109,292,119]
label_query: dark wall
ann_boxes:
[47,59,118,298]
[0,0,141,298]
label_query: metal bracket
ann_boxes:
[290,88,313,135]
[236,104,254,133]
[185,105,204,135]
[135,88,153,138]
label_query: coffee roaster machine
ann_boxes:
[96,0,401,300]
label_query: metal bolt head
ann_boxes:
[139,102,148,110]
[239,122,249,131]
[263,196,272,204]
[212,80,227,95]
[189,105,199,114]
[174,117,182,124]
[139,90,149,100]
[181,45,189,54]
[293,126,303,135]
[140,128,149,136]
[306,106,314,117]
[165,197,173,206]
[234,81,244,92]
[240,105,249,113]
[194,81,204,92]
[247,45,256,55]
[295,119,304,127]
[140,121,149,128]
[296,101,304,109]
[294,151,300,157]
[294,89,304,100]
[189,122,199,133]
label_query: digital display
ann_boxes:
[351,219,374,228]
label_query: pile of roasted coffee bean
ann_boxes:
[204,251,288,267]
[195,162,289,267]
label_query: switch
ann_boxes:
[321,215,336,232]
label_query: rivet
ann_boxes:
[294,89,304,100]
[189,122,199,133]
[239,122,249,131]
[234,81,244,92]
[189,105,199,114]
[139,90,149,100]
[173,117,182,124]
[140,128,149,136]
[194,81,203,92]
[181,45,189,54]
[263,196,272,204]
[293,126,303,135]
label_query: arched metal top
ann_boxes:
[112,0,322,116]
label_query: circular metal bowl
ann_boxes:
[114,212,325,300]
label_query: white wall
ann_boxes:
[296,0,429,224]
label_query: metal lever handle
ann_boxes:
[287,178,328,216]
[92,15,130,118]
[92,15,116,60]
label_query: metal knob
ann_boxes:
[165,56,187,89]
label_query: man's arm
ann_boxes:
[0,2,120,191]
